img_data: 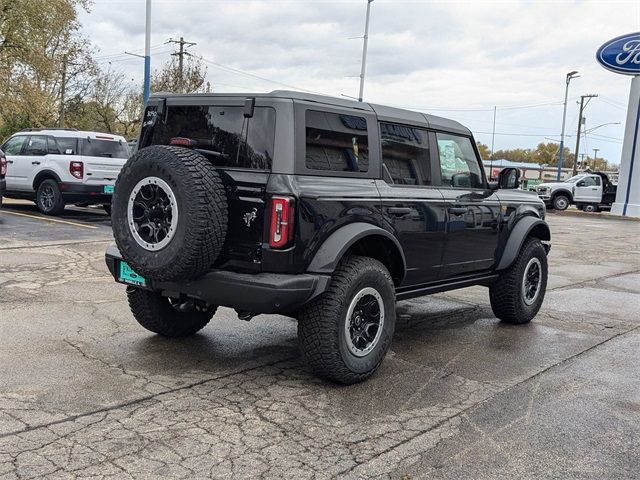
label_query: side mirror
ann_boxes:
[498,168,520,189]
[576,181,585,187]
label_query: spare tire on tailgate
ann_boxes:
[112,145,228,281]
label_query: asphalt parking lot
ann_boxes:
[1,200,639,479]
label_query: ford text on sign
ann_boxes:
[596,32,640,75]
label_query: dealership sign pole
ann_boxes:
[596,32,640,217]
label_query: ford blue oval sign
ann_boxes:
[596,32,640,75]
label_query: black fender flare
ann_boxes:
[307,223,407,280]
[496,216,550,270]
[32,170,62,190]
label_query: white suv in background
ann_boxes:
[1,129,129,215]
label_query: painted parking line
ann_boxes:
[0,209,98,230]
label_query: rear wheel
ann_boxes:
[490,237,548,324]
[127,287,216,337]
[582,204,598,213]
[36,179,65,215]
[552,194,570,211]
[297,256,396,384]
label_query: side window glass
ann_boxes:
[380,122,431,185]
[47,137,61,154]
[25,136,48,156]
[582,176,598,187]
[305,110,369,173]
[594,176,601,186]
[56,138,78,155]
[2,136,27,155]
[436,133,484,189]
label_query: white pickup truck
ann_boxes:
[535,172,617,212]
[1,128,129,215]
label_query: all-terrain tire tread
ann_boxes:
[127,287,215,337]
[298,256,394,384]
[489,237,547,324]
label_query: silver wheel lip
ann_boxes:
[522,257,543,306]
[127,176,178,251]
[344,287,385,357]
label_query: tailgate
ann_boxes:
[214,169,269,272]
[83,156,127,185]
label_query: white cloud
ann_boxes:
[80,0,640,163]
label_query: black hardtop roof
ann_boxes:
[150,90,471,135]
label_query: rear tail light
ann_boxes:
[269,196,295,249]
[70,161,84,179]
[169,137,197,147]
[0,155,6,176]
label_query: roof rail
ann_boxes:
[19,127,79,132]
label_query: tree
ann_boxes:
[476,142,491,160]
[151,54,208,94]
[0,0,94,138]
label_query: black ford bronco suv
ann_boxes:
[106,91,550,384]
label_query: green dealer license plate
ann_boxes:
[103,185,115,194]
[118,261,146,287]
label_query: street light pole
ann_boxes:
[557,71,579,180]
[143,0,151,105]
[358,0,374,102]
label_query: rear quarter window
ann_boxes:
[305,110,369,173]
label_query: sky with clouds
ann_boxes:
[80,0,640,164]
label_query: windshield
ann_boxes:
[140,104,276,170]
[564,175,585,183]
[82,139,129,158]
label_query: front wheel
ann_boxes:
[490,237,548,324]
[127,287,217,337]
[36,179,65,215]
[552,194,570,211]
[297,256,396,384]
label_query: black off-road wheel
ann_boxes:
[297,256,396,384]
[36,179,66,215]
[552,194,570,211]
[127,287,216,337]
[112,146,228,281]
[490,237,548,324]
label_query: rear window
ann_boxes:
[81,139,129,158]
[305,110,369,173]
[142,105,276,170]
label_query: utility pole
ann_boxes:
[144,0,151,104]
[593,148,600,168]
[358,0,374,102]
[557,71,579,180]
[572,94,597,176]
[489,105,497,180]
[58,54,68,127]
[167,36,197,93]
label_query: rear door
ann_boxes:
[375,122,446,286]
[435,132,501,278]
[573,175,602,203]
[139,98,278,272]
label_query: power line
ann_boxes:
[199,56,327,95]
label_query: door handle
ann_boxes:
[7,160,13,164]
[31,161,40,165]
[448,207,468,215]
[591,188,598,190]
[388,207,411,216]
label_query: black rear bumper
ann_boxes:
[105,245,330,315]
[60,182,113,203]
